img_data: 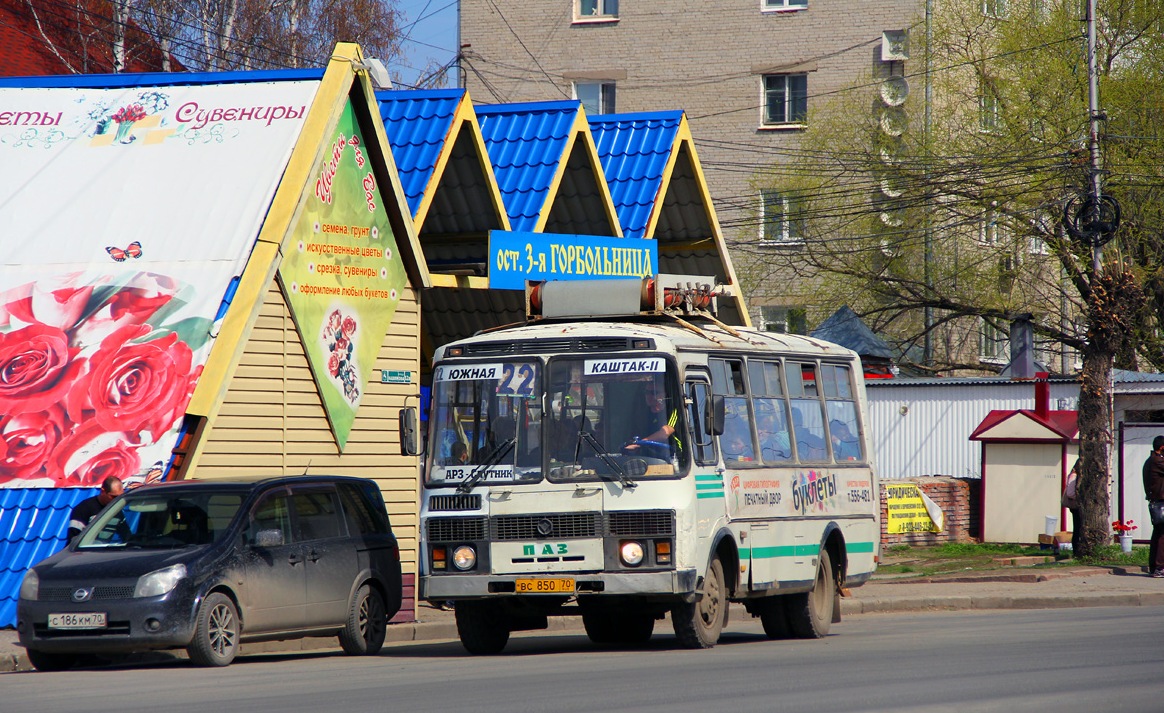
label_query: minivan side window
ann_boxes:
[292,489,344,541]
[248,493,293,546]
[337,482,390,535]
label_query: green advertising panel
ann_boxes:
[279,100,406,450]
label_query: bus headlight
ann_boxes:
[619,540,645,567]
[452,545,477,571]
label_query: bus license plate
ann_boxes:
[514,578,575,594]
[48,612,107,630]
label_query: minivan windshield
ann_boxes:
[77,491,245,549]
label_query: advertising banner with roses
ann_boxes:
[0,80,320,487]
[278,100,407,450]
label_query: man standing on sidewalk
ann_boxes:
[67,476,124,540]
[1143,436,1164,578]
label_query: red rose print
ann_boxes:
[5,284,95,332]
[73,324,198,439]
[48,420,141,487]
[108,288,172,324]
[0,404,71,484]
[328,352,341,377]
[0,323,84,416]
[342,316,357,337]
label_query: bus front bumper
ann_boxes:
[421,568,699,600]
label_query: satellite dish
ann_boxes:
[880,107,908,136]
[880,76,909,107]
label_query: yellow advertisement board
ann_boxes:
[886,483,942,534]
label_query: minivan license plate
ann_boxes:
[48,612,107,629]
[514,578,575,594]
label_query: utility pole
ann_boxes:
[923,0,933,367]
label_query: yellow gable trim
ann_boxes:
[413,91,512,234]
[533,109,622,237]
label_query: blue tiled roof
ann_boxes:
[589,112,683,240]
[0,488,96,628]
[376,89,464,218]
[0,68,324,89]
[476,101,581,233]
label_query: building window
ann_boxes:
[577,0,618,20]
[761,189,806,244]
[574,82,616,115]
[979,83,1001,131]
[982,0,1007,17]
[763,74,808,125]
[979,318,1007,362]
[761,306,807,334]
[978,206,1007,246]
[763,0,808,10]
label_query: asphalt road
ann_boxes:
[5,606,1163,713]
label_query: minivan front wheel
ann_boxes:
[339,584,387,655]
[188,592,239,666]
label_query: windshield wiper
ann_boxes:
[573,430,636,490]
[457,438,516,493]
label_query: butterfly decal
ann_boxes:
[106,241,143,262]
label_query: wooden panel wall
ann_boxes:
[196,277,422,619]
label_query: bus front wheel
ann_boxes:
[455,600,511,655]
[671,556,727,649]
[787,549,835,638]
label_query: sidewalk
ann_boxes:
[4,564,1162,672]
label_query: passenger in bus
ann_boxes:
[830,420,861,461]
[757,412,791,461]
[723,431,754,462]
[791,407,826,460]
[448,442,469,465]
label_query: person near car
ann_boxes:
[1061,459,1081,554]
[1142,436,1164,578]
[67,476,124,539]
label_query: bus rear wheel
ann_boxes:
[787,549,834,638]
[455,600,511,655]
[671,556,726,649]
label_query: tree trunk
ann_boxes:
[1075,347,1113,557]
[1074,269,1145,558]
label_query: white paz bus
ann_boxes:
[407,278,879,654]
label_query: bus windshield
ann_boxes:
[544,355,688,482]
[426,360,544,486]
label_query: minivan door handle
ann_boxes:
[288,552,304,565]
[306,549,321,563]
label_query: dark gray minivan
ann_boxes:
[17,475,402,670]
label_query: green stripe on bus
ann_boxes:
[696,483,721,490]
[694,475,723,482]
[697,491,725,499]
[746,542,878,559]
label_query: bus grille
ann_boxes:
[429,494,482,511]
[427,516,487,542]
[606,510,675,537]
[491,512,602,540]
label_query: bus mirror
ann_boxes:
[709,395,725,436]
[399,407,420,456]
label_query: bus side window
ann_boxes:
[686,380,716,466]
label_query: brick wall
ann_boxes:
[880,476,979,546]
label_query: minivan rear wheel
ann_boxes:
[339,584,387,655]
[187,592,239,666]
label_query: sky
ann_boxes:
[393,0,460,89]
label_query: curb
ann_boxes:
[7,590,1164,672]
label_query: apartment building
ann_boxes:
[459,0,919,331]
